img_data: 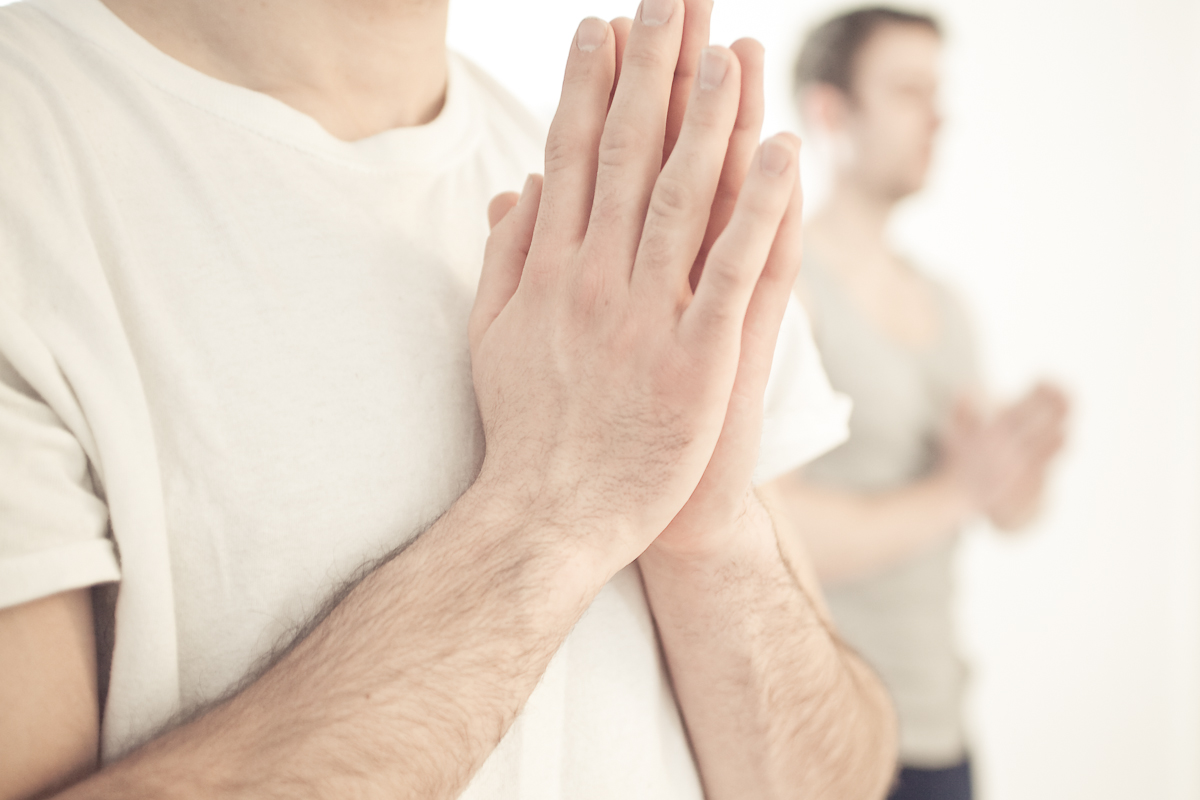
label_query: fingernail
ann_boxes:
[698,47,728,90]
[641,0,674,26]
[761,137,791,176]
[576,17,608,52]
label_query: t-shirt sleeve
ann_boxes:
[0,350,118,610]
[752,294,852,486]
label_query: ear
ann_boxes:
[798,83,850,136]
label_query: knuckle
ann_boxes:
[597,118,643,170]
[543,130,579,177]
[703,249,747,293]
[685,98,730,134]
[620,44,669,74]
[648,172,694,221]
[570,270,607,315]
[741,187,784,220]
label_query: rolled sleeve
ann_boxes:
[0,352,117,609]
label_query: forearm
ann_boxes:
[638,496,897,800]
[766,470,974,584]
[58,478,613,800]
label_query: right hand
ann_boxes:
[941,383,1070,527]
[467,2,801,565]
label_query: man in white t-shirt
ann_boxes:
[0,0,896,798]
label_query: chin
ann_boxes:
[886,177,926,202]
[897,164,932,198]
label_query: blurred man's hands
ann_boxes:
[942,383,1071,530]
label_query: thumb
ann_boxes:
[488,192,520,229]
[469,174,543,351]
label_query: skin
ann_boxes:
[0,1,897,798]
[773,23,1071,586]
[0,591,100,800]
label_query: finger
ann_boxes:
[632,46,741,297]
[1007,392,1068,448]
[683,133,800,345]
[725,157,806,402]
[469,175,543,350]
[994,393,1049,441]
[585,0,686,268]
[663,0,713,164]
[692,37,765,289]
[1032,382,1072,421]
[1017,407,1068,459]
[535,18,616,252]
[1024,428,1067,464]
[488,192,519,229]
[609,17,633,108]
[946,394,984,444]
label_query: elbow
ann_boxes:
[828,654,900,800]
[854,667,900,800]
[769,648,899,800]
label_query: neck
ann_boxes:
[102,0,450,141]
[806,177,897,275]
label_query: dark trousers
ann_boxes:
[887,759,973,800]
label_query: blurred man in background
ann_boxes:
[761,7,1070,800]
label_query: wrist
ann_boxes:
[929,467,979,526]
[467,459,638,587]
[640,490,778,578]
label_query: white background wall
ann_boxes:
[450,2,1200,799]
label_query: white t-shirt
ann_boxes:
[0,1,850,796]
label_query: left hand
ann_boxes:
[636,28,805,560]
[982,383,1070,529]
[940,383,1070,531]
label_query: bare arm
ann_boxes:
[0,590,100,800]
[766,468,973,585]
[640,495,898,800]
[53,482,613,800]
[767,382,1071,585]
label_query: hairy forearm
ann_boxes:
[638,496,897,800]
[767,471,974,584]
[57,479,611,800]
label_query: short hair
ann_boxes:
[792,6,941,98]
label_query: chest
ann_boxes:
[806,275,972,489]
[87,133,511,704]
[836,262,940,350]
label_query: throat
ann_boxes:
[101,0,450,141]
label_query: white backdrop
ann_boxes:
[449,2,1200,799]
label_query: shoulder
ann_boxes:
[917,270,975,340]
[0,4,63,117]
[0,1,98,105]
[0,9,104,323]
[0,3,94,179]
